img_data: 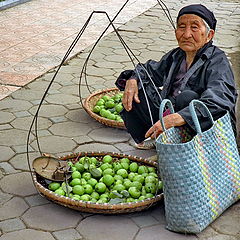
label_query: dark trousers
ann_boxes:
[120,89,199,143]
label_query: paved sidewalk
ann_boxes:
[0,0,240,239]
[0,0,158,99]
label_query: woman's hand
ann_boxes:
[122,79,140,111]
[145,113,186,139]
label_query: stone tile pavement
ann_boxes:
[0,0,240,239]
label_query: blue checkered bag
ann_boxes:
[156,99,240,233]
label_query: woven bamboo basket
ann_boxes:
[83,88,126,129]
[33,151,163,214]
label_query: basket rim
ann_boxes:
[33,151,163,213]
[83,88,126,129]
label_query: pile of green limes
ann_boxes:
[92,92,124,122]
[48,155,163,204]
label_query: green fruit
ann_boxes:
[91,191,100,200]
[149,172,158,178]
[95,182,107,193]
[145,193,154,198]
[113,184,125,192]
[74,162,84,172]
[102,174,115,187]
[147,167,156,173]
[71,166,77,172]
[113,162,123,171]
[97,198,108,203]
[158,180,163,190]
[126,197,135,203]
[121,162,129,170]
[128,187,141,199]
[80,178,87,185]
[103,168,114,176]
[114,174,124,182]
[128,172,136,181]
[145,183,157,194]
[100,193,109,199]
[72,185,84,195]
[102,95,111,102]
[120,158,130,164]
[130,181,142,191]
[138,165,148,174]
[80,194,91,201]
[109,190,120,199]
[88,178,98,187]
[106,113,116,120]
[82,172,91,181]
[138,196,146,201]
[96,99,105,106]
[93,105,101,113]
[48,182,61,191]
[55,187,65,196]
[84,184,93,194]
[145,175,157,184]
[115,103,123,113]
[100,109,108,117]
[129,162,138,173]
[102,155,113,163]
[105,100,115,109]
[71,171,81,179]
[133,175,145,184]
[123,179,132,189]
[115,179,123,186]
[72,194,81,200]
[70,178,81,186]
[116,169,128,178]
[90,157,98,165]
[100,163,112,171]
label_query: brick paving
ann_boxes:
[0,0,240,239]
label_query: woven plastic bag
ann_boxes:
[156,99,240,233]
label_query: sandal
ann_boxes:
[134,138,156,150]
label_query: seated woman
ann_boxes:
[116,4,238,149]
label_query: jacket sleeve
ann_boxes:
[178,51,237,133]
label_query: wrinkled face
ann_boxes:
[175,14,214,54]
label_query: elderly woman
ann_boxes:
[115,4,238,149]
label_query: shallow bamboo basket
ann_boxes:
[83,88,126,129]
[33,151,163,214]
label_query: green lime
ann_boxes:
[80,194,91,201]
[115,179,123,186]
[121,162,129,170]
[130,181,142,191]
[138,165,148,174]
[93,105,101,113]
[96,99,105,106]
[48,182,61,191]
[102,95,111,102]
[116,169,128,178]
[88,178,98,187]
[105,100,115,109]
[128,187,141,199]
[158,180,163,190]
[72,194,81,200]
[113,184,125,192]
[106,113,116,120]
[147,166,156,173]
[102,174,115,187]
[114,174,124,182]
[145,175,157,184]
[123,179,132,189]
[55,187,65,196]
[67,161,73,167]
[80,178,87,185]
[71,166,77,172]
[109,190,119,199]
[91,191,100,200]
[129,162,138,173]
[90,157,98,165]
[72,185,84,195]
[120,158,130,164]
[102,155,113,163]
[139,195,146,201]
[82,172,91,181]
[70,178,81,186]
[71,171,81,179]
[84,184,93,194]
[145,193,154,198]
[103,168,114,176]
[149,172,158,178]
[126,197,135,203]
[145,183,157,194]
[128,172,136,181]
[133,174,145,184]
[100,109,108,117]
[74,162,84,173]
[115,103,123,113]
[113,162,123,171]
[100,193,109,199]
[95,182,107,193]
[100,163,112,171]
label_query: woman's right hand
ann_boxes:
[122,79,140,111]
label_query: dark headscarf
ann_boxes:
[177,4,217,30]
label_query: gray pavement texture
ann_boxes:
[0,0,240,239]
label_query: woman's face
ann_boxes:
[175,14,214,54]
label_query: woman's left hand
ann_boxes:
[145,113,186,139]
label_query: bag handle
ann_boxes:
[159,99,175,132]
[189,100,214,134]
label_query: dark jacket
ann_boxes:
[116,42,238,134]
